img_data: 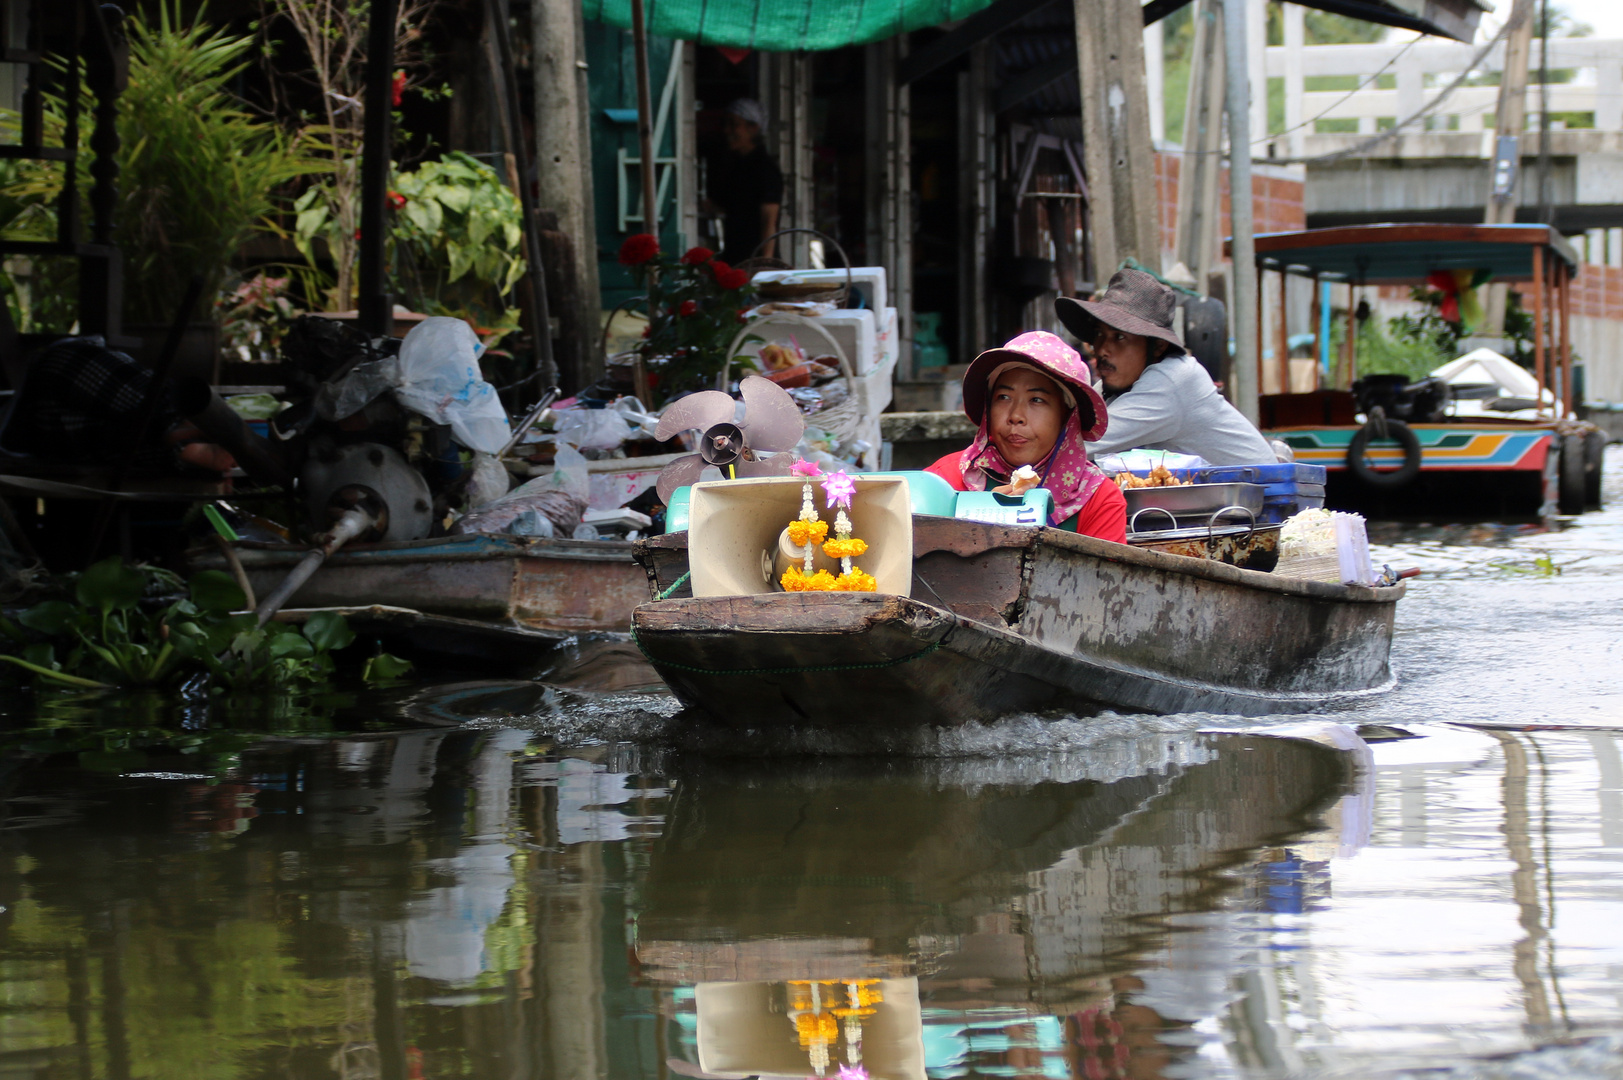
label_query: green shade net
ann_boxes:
[581,0,1000,51]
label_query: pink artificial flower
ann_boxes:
[821,470,856,509]
[790,458,822,478]
[836,1067,869,1080]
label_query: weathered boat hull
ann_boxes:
[633,518,1403,726]
[191,532,645,633]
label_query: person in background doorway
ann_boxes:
[1055,268,1276,466]
[926,331,1127,542]
[705,98,783,264]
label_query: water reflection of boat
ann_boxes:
[634,515,1404,725]
[638,731,1355,1079]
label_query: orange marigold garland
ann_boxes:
[777,463,879,593]
[787,519,829,547]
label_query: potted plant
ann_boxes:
[617,235,756,405]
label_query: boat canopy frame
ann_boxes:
[1226,223,1578,418]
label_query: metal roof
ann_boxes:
[1237,224,1581,284]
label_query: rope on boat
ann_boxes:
[636,571,947,675]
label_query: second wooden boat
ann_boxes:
[634,513,1403,727]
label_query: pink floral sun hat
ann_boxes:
[960,330,1109,442]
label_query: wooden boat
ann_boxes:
[1240,223,1605,521]
[633,515,1404,726]
[190,532,647,635]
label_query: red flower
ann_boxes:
[618,233,660,266]
[392,70,407,107]
[715,266,749,291]
[386,190,407,210]
[680,246,714,266]
[678,299,698,317]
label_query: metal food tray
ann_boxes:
[1122,482,1265,519]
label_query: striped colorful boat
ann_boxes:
[1265,423,1557,521]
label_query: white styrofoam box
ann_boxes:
[850,347,896,418]
[816,308,878,375]
[751,266,887,314]
[582,450,686,511]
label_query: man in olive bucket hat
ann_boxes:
[1055,268,1275,466]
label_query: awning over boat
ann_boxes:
[1234,224,1581,285]
[579,0,1002,51]
[582,0,1485,53]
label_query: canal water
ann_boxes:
[3,450,1622,1080]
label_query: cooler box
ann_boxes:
[953,489,1054,527]
[751,266,888,314]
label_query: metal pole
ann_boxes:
[1536,0,1553,225]
[357,0,399,337]
[1222,0,1259,423]
[630,0,659,237]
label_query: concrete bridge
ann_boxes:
[1263,35,1623,260]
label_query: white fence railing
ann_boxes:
[1263,38,1623,156]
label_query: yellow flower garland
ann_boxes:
[780,566,839,591]
[821,537,867,559]
[833,568,877,592]
[787,519,829,547]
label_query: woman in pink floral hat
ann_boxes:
[925,331,1127,543]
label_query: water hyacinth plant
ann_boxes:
[0,559,404,691]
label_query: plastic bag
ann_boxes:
[553,407,633,451]
[317,356,400,421]
[394,318,511,454]
[464,453,512,509]
[452,443,589,536]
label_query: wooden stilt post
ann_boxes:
[1254,264,1266,392]
[1276,268,1290,394]
[1309,272,1322,389]
[1559,261,1572,417]
[629,0,657,406]
[1344,283,1356,389]
[1072,0,1162,277]
[1532,243,1546,416]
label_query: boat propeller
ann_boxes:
[654,376,805,504]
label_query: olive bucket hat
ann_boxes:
[1054,267,1188,357]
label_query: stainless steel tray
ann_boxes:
[1122,482,1265,520]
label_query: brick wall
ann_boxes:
[1573,262,1623,321]
[1152,152,1307,261]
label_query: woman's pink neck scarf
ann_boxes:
[958,405,1108,526]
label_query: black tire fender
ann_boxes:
[1346,417,1422,489]
[1557,434,1587,515]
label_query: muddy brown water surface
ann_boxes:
[3,449,1623,1080]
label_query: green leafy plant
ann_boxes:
[218,272,304,364]
[294,152,525,338]
[258,0,441,311]
[617,235,758,405]
[0,559,388,690]
[0,4,320,326]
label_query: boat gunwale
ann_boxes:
[187,532,636,566]
[639,519,1406,606]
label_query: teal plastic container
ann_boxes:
[951,488,1053,527]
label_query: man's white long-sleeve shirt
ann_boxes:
[1085,354,1276,466]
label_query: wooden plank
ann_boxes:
[1073,0,1163,277]
[1559,262,1573,417]
[1533,243,1546,415]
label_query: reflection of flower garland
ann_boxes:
[778,465,877,593]
[785,980,878,1079]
